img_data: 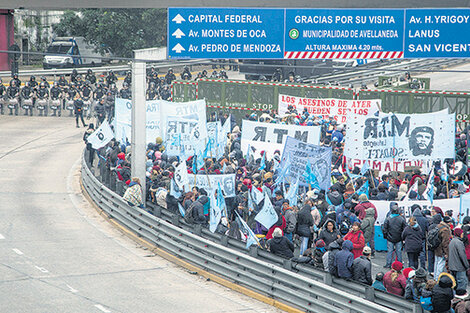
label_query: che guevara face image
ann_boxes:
[409,126,434,156]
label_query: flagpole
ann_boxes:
[368,167,376,189]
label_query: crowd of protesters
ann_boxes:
[84,79,470,313]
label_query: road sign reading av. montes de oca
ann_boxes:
[168,8,470,59]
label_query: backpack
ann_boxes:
[184,203,196,224]
[427,224,445,251]
[420,296,433,311]
[340,216,352,235]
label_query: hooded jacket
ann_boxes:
[434,221,451,257]
[296,205,314,237]
[326,190,343,206]
[268,236,294,259]
[334,240,354,278]
[402,224,424,253]
[448,236,470,272]
[318,220,340,247]
[412,207,429,237]
[123,181,143,207]
[361,207,376,244]
[282,206,297,235]
[343,229,365,259]
[327,240,342,275]
[354,201,377,221]
[432,273,456,313]
[192,196,209,224]
[383,214,407,243]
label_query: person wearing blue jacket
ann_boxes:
[334,240,354,279]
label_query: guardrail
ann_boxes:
[0,59,209,77]
[81,154,423,313]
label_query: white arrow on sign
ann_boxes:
[172,43,185,53]
[172,28,186,39]
[172,14,185,24]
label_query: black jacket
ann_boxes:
[192,196,209,224]
[318,221,340,247]
[412,208,429,238]
[432,275,454,313]
[268,236,294,259]
[383,214,406,243]
[402,225,424,253]
[352,255,372,285]
[296,205,314,237]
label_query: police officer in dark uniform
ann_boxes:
[106,70,117,87]
[85,69,96,85]
[74,95,87,128]
[165,68,177,85]
[119,82,131,99]
[0,78,6,114]
[124,71,132,87]
[7,80,20,115]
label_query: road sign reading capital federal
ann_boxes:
[168,8,470,59]
[168,8,284,59]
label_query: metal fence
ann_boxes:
[81,153,423,313]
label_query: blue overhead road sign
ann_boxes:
[168,8,284,59]
[405,8,470,58]
[168,7,470,59]
[284,9,405,59]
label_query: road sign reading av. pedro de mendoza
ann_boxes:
[168,8,470,59]
[168,8,284,59]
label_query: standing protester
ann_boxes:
[448,228,469,291]
[334,240,354,279]
[433,216,452,280]
[343,222,365,259]
[383,204,407,268]
[296,200,314,255]
[402,217,424,269]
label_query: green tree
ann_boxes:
[52,9,167,58]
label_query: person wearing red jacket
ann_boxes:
[354,194,377,221]
[343,222,366,259]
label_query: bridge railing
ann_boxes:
[81,153,423,313]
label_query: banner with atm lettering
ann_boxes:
[241,120,321,159]
[344,110,455,161]
[278,94,381,123]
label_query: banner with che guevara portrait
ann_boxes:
[344,110,455,161]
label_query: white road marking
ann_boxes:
[66,284,78,293]
[0,233,4,239]
[34,266,49,273]
[94,304,111,312]
[12,248,23,255]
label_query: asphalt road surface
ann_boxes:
[0,115,281,313]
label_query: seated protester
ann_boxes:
[318,220,340,247]
[352,246,373,285]
[326,238,344,275]
[452,289,470,313]
[409,268,428,302]
[333,240,354,279]
[343,222,366,259]
[225,219,246,242]
[383,261,407,297]
[291,248,314,266]
[123,177,144,208]
[421,280,437,312]
[404,269,416,301]
[373,272,387,292]
[432,273,456,313]
[313,239,327,270]
[267,227,294,259]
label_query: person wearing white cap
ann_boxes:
[351,246,372,286]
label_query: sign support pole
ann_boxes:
[131,55,147,201]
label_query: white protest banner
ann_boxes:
[241,120,321,159]
[187,174,236,197]
[165,117,201,157]
[344,110,455,161]
[280,136,332,190]
[114,98,160,144]
[87,120,115,149]
[278,94,381,123]
[371,198,460,225]
[174,160,190,189]
[159,99,207,142]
